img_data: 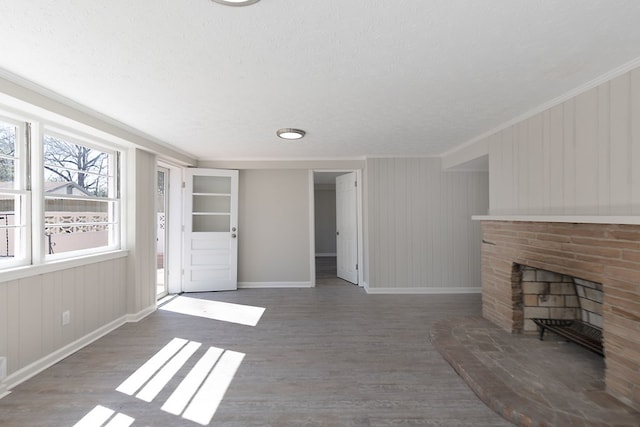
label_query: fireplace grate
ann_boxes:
[532,318,603,356]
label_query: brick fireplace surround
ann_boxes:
[479,220,640,411]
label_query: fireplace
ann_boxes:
[478,220,640,411]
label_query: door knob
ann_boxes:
[336,231,339,235]
[231,233,237,238]
[232,227,237,232]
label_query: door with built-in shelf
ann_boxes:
[183,168,238,292]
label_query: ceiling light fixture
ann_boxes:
[277,128,306,140]
[211,0,260,6]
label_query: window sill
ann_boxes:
[0,250,129,284]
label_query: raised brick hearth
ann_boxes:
[480,221,640,411]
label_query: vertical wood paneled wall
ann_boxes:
[366,158,489,289]
[126,149,158,314]
[487,67,640,215]
[0,256,127,377]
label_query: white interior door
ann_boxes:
[183,168,238,292]
[336,172,358,284]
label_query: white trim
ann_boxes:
[355,169,364,287]
[308,170,316,287]
[0,304,155,395]
[315,252,337,257]
[125,304,157,322]
[365,287,482,295]
[472,215,640,225]
[0,250,128,283]
[365,154,440,159]
[160,162,183,295]
[439,55,640,159]
[238,282,314,289]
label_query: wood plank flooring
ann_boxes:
[0,259,510,426]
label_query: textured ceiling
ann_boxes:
[1,0,640,160]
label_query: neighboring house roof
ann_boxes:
[43,181,93,196]
[0,181,93,196]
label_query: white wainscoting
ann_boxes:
[0,256,130,393]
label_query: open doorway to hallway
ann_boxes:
[312,171,361,286]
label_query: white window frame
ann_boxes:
[0,115,31,269]
[39,126,122,261]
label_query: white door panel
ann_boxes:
[183,168,238,292]
[336,172,358,284]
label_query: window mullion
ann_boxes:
[30,122,45,264]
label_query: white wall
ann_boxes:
[237,169,311,284]
[366,157,488,291]
[487,67,640,215]
[314,185,337,255]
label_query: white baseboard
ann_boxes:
[365,286,482,295]
[315,253,337,257]
[239,282,314,289]
[126,304,157,322]
[0,304,156,396]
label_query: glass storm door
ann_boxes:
[156,167,169,298]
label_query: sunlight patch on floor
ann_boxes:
[159,296,265,326]
[73,405,134,427]
[114,338,245,426]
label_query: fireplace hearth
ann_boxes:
[478,220,640,411]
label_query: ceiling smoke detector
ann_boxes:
[211,0,261,6]
[277,128,306,140]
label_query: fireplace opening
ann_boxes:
[518,265,604,356]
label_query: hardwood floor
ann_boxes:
[0,262,509,426]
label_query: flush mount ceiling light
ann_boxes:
[277,128,306,140]
[211,0,260,6]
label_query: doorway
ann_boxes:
[156,166,169,298]
[311,170,363,287]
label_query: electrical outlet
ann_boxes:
[62,310,70,326]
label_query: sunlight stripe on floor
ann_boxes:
[136,340,201,402]
[161,346,224,416]
[182,350,245,426]
[73,405,115,427]
[160,296,265,326]
[116,338,187,396]
[103,412,135,427]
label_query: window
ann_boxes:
[0,108,124,270]
[0,118,28,267]
[43,133,120,256]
